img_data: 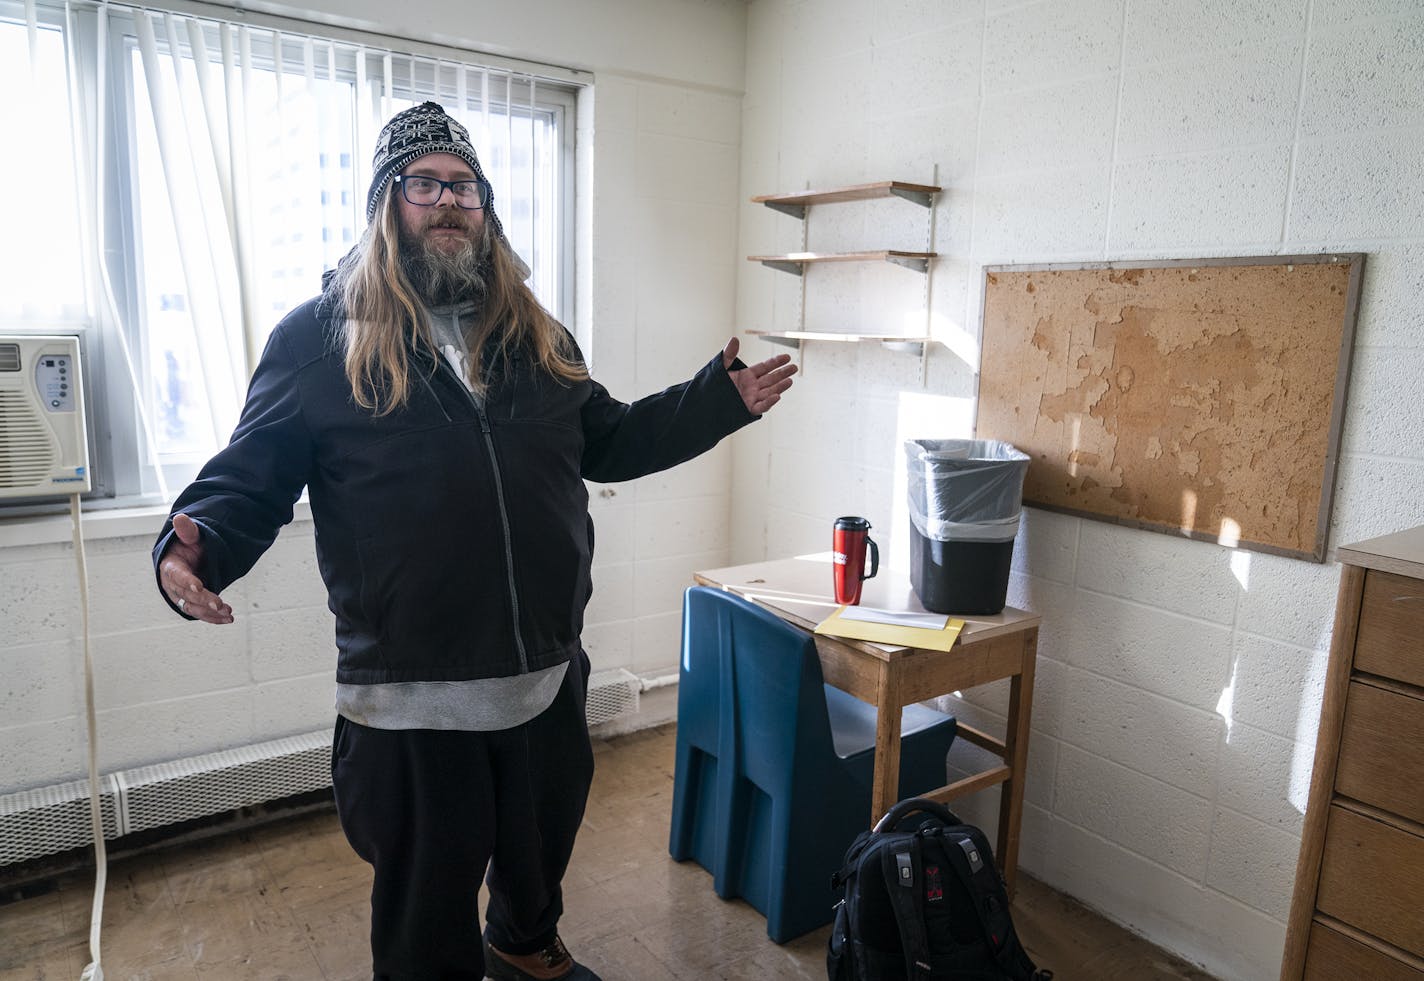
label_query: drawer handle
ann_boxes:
[1393,595,1424,604]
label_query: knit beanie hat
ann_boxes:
[366,100,507,243]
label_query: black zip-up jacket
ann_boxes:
[152,296,757,684]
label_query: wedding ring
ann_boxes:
[177,597,187,611]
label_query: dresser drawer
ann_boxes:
[1303,920,1424,981]
[1355,570,1424,689]
[1336,681,1424,826]
[1316,805,1424,956]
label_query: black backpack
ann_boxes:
[827,798,1052,981]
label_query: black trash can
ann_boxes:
[904,439,1030,615]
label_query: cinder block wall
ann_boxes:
[1,523,333,792]
[578,73,745,681]
[731,2,1424,980]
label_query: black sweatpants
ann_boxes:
[331,652,594,981]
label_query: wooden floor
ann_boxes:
[1,724,1219,980]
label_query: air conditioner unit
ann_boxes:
[0,334,91,499]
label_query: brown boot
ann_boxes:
[484,934,602,981]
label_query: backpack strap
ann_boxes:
[947,840,1004,939]
[939,831,1039,977]
[830,829,877,891]
[874,796,962,833]
[880,837,933,981]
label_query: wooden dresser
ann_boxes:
[1280,525,1424,980]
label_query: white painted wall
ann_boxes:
[0,0,748,790]
[733,1,1424,980]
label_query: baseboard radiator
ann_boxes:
[0,667,642,867]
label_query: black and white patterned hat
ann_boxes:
[366,100,506,242]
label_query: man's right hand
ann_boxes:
[159,513,234,624]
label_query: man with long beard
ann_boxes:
[152,101,795,981]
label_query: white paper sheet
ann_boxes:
[836,606,950,630]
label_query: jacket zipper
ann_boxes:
[431,353,531,673]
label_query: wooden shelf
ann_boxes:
[747,250,936,275]
[745,329,933,355]
[747,176,940,367]
[753,180,941,218]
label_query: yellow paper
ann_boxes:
[814,606,964,651]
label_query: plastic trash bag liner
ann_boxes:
[904,439,1030,544]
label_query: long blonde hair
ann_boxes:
[339,190,586,414]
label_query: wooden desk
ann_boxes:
[694,554,1041,895]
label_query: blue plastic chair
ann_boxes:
[668,585,958,942]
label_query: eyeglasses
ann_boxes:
[394,174,492,210]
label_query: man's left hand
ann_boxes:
[722,337,797,415]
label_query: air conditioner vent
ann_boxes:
[0,390,55,488]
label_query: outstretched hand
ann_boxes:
[722,337,797,416]
[158,513,234,624]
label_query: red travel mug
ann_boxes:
[833,516,879,605]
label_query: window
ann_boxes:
[1,1,578,508]
[0,20,86,325]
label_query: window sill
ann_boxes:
[0,499,314,549]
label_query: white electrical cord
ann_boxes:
[71,493,106,981]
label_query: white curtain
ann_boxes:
[131,10,247,439]
[0,2,86,324]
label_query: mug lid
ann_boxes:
[834,516,871,531]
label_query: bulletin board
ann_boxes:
[976,254,1364,561]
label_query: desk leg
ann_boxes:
[871,663,904,827]
[997,626,1038,899]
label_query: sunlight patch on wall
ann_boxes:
[1288,648,1331,815]
[1288,736,1318,816]
[1218,517,1241,548]
[1216,655,1238,741]
[926,309,979,370]
[1230,550,1251,590]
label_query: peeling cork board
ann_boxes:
[977,255,1363,561]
